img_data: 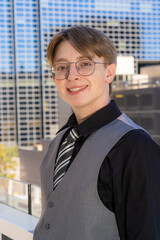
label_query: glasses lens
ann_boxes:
[76,59,94,76]
[52,63,68,80]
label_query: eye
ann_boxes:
[56,64,67,72]
[80,60,92,67]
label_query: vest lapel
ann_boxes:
[40,128,69,208]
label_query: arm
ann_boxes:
[99,129,160,240]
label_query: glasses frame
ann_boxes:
[50,59,108,80]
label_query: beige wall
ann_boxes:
[140,65,160,78]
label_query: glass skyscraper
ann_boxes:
[0,0,160,146]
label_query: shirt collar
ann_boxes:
[57,100,121,138]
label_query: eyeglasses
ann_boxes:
[50,59,107,80]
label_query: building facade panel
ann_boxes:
[112,86,160,144]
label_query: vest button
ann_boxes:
[47,201,54,208]
[45,223,50,230]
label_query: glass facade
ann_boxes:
[0,0,16,145]
[0,0,160,146]
[14,0,42,146]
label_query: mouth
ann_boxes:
[68,85,88,93]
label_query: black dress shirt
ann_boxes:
[57,100,160,240]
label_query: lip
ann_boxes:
[67,85,88,95]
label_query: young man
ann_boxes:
[33,26,160,240]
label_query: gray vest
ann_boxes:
[33,113,142,240]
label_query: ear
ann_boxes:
[105,64,116,84]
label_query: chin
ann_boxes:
[71,102,87,109]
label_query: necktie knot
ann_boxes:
[69,128,81,140]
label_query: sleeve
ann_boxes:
[107,129,160,240]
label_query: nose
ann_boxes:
[65,63,80,81]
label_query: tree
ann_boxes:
[0,144,18,178]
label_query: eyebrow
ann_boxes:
[53,55,95,64]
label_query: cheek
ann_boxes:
[56,84,68,98]
[55,82,63,90]
[93,75,106,88]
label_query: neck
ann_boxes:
[73,98,111,124]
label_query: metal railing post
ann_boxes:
[28,184,32,215]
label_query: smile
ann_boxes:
[68,86,88,92]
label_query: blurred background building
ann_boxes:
[0,0,160,148]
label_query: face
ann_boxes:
[51,40,116,119]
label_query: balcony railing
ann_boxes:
[0,176,40,240]
[0,176,41,218]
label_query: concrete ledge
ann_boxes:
[0,203,39,240]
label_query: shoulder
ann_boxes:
[113,128,159,154]
[108,128,160,172]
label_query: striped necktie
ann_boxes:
[53,128,81,190]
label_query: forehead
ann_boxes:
[52,40,95,63]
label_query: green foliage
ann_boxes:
[0,144,18,178]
